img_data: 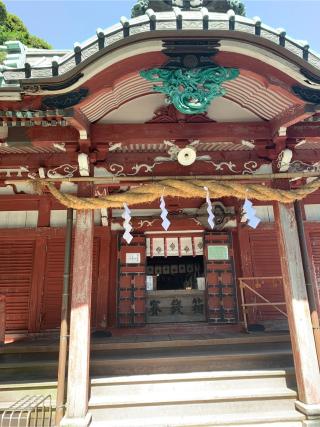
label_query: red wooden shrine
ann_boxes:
[1,1,320,423]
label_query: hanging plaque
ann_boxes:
[126,253,141,264]
[207,245,229,261]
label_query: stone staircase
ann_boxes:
[0,333,306,426]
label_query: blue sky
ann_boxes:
[3,1,320,53]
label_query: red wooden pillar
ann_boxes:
[275,202,320,420]
[61,210,94,427]
[0,295,5,343]
[96,227,111,329]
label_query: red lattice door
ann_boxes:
[0,239,35,331]
[205,232,238,323]
[40,235,100,330]
[117,234,146,327]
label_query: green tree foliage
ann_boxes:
[0,1,51,49]
[0,51,6,63]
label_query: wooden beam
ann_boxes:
[6,171,320,187]
[269,104,317,138]
[0,153,78,169]
[0,119,318,147]
[275,202,320,411]
[61,210,94,427]
[91,122,272,144]
[288,122,320,140]
[64,108,91,141]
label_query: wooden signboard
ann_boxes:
[146,289,206,323]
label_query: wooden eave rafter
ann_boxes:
[269,104,320,138]
[0,109,67,127]
[63,107,91,142]
[0,118,318,153]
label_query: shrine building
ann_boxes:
[1,0,320,426]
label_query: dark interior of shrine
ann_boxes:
[146,256,204,290]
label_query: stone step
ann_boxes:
[90,388,297,407]
[0,369,296,405]
[90,347,293,377]
[0,350,293,381]
[0,341,294,381]
[89,396,302,425]
[0,336,298,427]
[0,333,291,354]
[90,369,296,401]
[90,412,304,427]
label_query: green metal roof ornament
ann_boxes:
[140,65,239,115]
[132,0,245,18]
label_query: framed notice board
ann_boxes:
[207,245,229,261]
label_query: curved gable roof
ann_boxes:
[0,9,320,97]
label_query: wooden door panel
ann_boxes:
[0,240,35,331]
[205,232,237,324]
[118,234,146,327]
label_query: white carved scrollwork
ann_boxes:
[288,160,320,173]
[47,164,78,178]
[137,219,158,229]
[242,161,259,175]
[204,160,237,173]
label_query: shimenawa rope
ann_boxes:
[34,178,320,210]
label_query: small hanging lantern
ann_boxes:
[204,186,215,229]
[243,199,261,229]
[122,203,133,244]
[160,195,171,231]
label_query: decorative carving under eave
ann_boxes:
[288,160,320,173]
[300,68,320,85]
[204,160,260,175]
[47,164,78,178]
[104,161,240,176]
[140,66,239,115]
[28,164,78,179]
[196,201,235,230]
[95,159,261,177]
[292,86,320,104]
[147,105,215,123]
[42,88,89,109]
[23,74,85,94]
[137,219,158,229]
